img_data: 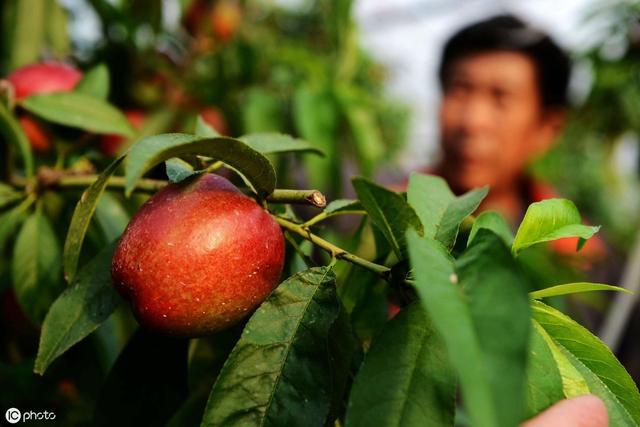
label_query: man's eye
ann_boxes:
[447,81,471,97]
[492,89,510,108]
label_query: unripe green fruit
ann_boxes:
[111,174,285,337]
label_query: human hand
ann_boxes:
[522,395,608,427]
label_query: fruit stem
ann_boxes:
[274,216,391,278]
[13,171,328,208]
[267,189,326,208]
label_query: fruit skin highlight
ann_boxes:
[111,173,285,337]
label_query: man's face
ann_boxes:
[438,51,558,193]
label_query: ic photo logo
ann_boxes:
[5,408,20,424]
[4,408,56,424]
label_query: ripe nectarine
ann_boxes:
[111,173,284,336]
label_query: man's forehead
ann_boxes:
[447,50,539,91]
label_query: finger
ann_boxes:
[522,395,608,427]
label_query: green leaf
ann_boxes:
[353,177,423,259]
[562,348,637,426]
[21,92,134,136]
[45,0,70,57]
[240,133,325,156]
[406,230,496,427]
[124,133,276,198]
[324,199,363,214]
[0,196,33,252]
[523,325,565,418]
[12,209,63,324]
[468,210,514,247]
[201,267,339,427]
[165,158,202,184]
[407,229,531,427]
[345,303,455,427]
[294,86,339,195]
[195,115,220,138]
[94,329,189,427]
[533,321,589,398]
[242,87,282,133]
[530,282,631,300]
[512,199,600,255]
[34,243,121,375]
[532,300,640,424]
[0,102,34,178]
[326,308,358,424]
[95,192,130,242]
[63,156,124,284]
[455,229,531,427]
[0,183,23,210]
[341,97,385,177]
[7,0,46,70]
[75,64,110,99]
[306,199,365,228]
[407,173,487,249]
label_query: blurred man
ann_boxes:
[434,15,569,225]
[430,15,609,426]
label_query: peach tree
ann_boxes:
[0,65,639,427]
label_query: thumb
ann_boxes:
[522,395,608,427]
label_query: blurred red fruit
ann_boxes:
[201,106,228,135]
[7,61,82,101]
[6,62,82,152]
[19,115,51,152]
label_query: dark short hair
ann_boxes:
[438,15,571,108]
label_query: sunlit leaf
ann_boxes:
[523,325,565,418]
[532,300,640,424]
[530,282,630,300]
[512,199,600,255]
